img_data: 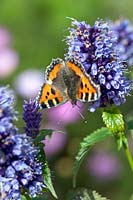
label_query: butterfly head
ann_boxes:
[71,99,77,107]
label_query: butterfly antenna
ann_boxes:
[76,106,88,124]
[57,103,87,126]
[76,108,84,120]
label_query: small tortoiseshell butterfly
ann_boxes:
[37,57,101,109]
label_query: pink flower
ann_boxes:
[46,101,85,126]
[0,48,19,78]
[86,151,121,181]
[44,131,67,158]
[0,27,11,49]
[14,69,43,99]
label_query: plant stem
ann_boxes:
[124,145,133,172]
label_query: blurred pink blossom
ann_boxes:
[0,27,11,49]
[44,131,67,158]
[86,151,121,181]
[0,27,19,78]
[0,48,19,78]
[14,69,43,99]
[46,101,85,126]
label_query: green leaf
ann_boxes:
[102,108,133,171]
[37,143,57,199]
[102,107,127,150]
[21,195,27,200]
[43,161,57,199]
[32,194,49,200]
[127,119,133,130]
[21,193,31,200]
[73,127,112,187]
[129,193,133,200]
[35,129,57,199]
[102,107,124,134]
[34,129,52,144]
[66,188,110,200]
[126,112,133,130]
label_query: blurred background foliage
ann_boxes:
[0,0,133,199]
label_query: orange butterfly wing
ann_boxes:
[38,83,64,109]
[77,76,100,102]
[37,58,68,109]
[66,57,101,102]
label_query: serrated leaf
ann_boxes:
[35,131,57,199]
[66,188,110,200]
[34,129,52,144]
[43,161,57,199]
[73,127,112,187]
[37,143,57,199]
[102,107,124,134]
[102,108,133,171]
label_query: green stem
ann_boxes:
[124,146,133,172]
[117,133,133,172]
[120,134,133,172]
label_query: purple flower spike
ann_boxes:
[0,134,45,199]
[0,86,45,199]
[0,86,17,137]
[23,99,42,138]
[112,19,133,67]
[66,19,130,111]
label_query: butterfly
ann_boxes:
[37,57,101,109]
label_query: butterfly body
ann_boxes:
[61,65,81,105]
[37,57,101,109]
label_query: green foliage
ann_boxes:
[73,127,113,187]
[102,107,126,150]
[32,194,49,200]
[38,147,57,199]
[127,119,133,130]
[22,193,49,200]
[102,107,130,150]
[34,129,57,199]
[129,193,133,200]
[43,161,57,199]
[102,108,133,171]
[102,107,124,134]
[66,188,109,200]
[21,195,27,200]
[126,113,133,130]
[34,129,52,144]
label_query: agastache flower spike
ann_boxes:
[66,19,130,111]
[0,86,45,199]
[0,86,17,137]
[0,134,45,199]
[23,99,42,138]
[112,19,133,67]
